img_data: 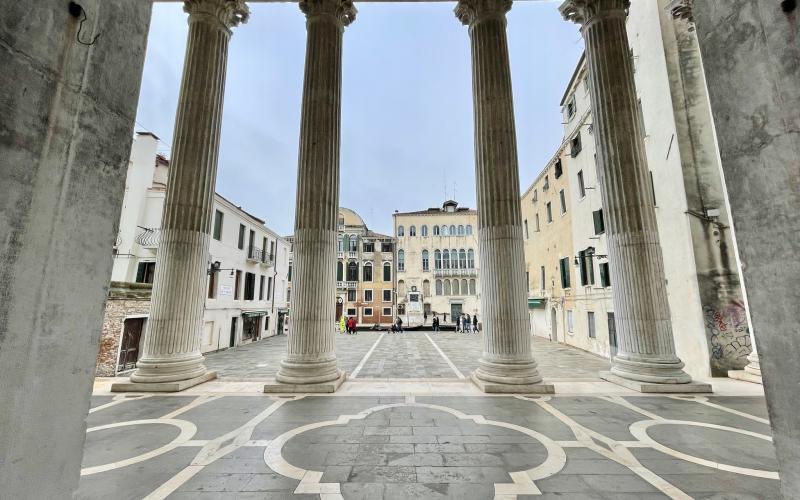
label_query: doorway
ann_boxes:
[117,318,145,372]
[450,303,463,321]
[551,308,558,342]
[229,317,237,348]
[608,312,618,358]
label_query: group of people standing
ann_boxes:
[429,313,478,333]
[455,313,478,333]
[339,315,358,335]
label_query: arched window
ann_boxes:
[434,250,442,270]
[442,225,449,236]
[409,226,416,236]
[398,250,405,272]
[467,249,475,268]
[347,261,359,281]
[433,225,440,236]
[423,279,431,296]
[459,249,467,269]
[398,279,406,296]
[337,261,343,281]
[342,234,349,252]
[449,225,456,235]
[444,280,451,295]
[443,250,450,269]
[451,249,458,269]
[458,225,465,235]
[397,225,404,237]
[421,225,428,237]
[453,279,460,295]
[466,225,473,235]
[349,234,358,252]
[469,279,477,295]
[422,250,429,271]
[363,262,373,282]
[338,238,344,252]
[435,279,443,295]
[383,262,391,281]
[461,279,468,295]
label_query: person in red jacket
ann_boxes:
[347,316,357,335]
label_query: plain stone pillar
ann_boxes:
[690,0,799,493]
[0,1,152,496]
[117,0,249,391]
[560,0,709,392]
[268,0,355,392]
[455,0,551,394]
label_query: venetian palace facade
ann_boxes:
[287,208,396,328]
[393,200,480,327]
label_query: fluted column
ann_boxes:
[455,0,550,393]
[123,0,249,389]
[271,0,355,389]
[561,0,703,389]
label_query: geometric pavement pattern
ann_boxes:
[78,393,780,499]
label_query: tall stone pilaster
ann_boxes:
[267,0,355,392]
[560,0,709,392]
[455,0,551,394]
[115,0,249,392]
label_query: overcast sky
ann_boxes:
[134,1,584,236]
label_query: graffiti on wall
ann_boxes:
[704,301,751,369]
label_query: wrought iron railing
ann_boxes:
[135,226,160,247]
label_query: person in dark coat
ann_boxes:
[472,314,479,332]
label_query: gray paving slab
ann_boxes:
[82,350,778,500]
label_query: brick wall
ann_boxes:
[95,283,151,376]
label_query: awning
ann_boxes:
[241,311,267,317]
[527,298,546,308]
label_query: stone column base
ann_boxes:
[601,372,712,393]
[111,371,217,393]
[471,373,555,394]
[727,369,763,385]
[264,371,346,394]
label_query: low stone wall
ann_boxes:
[95,282,152,376]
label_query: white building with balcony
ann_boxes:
[96,133,290,376]
[393,200,481,328]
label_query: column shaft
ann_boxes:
[275,0,354,386]
[456,0,545,390]
[130,0,248,385]
[561,0,692,384]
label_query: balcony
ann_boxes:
[135,226,160,248]
[337,251,344,259]
[248,246,275,267]
[347,251,358,259]
[337,281,358,289]
[433,268,477,278]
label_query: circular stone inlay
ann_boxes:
[629,419,779,479]
[81,419,197,476]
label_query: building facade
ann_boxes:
[521,0,751,379]
[287,207,396,328]
[393,200,480,327]
[96,133,290,376]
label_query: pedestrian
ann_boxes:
[347,316,357,335]
[396,316,404,333]
[424,312,428,325]
[339,315,346,335]
[432,316,439,332]
[465,314,471,333]
[462,314,469,333]
[473,314,479,333]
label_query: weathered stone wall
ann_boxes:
[693,0,800,495]
[0,1,152,498]
[95,283,152,376]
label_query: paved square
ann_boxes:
[85,337,778,499]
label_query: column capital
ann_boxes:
[667,0,694,24]
[184,0,250,32]
[559,0,629,26]
[454,0,512,27]
[299,0,357,27]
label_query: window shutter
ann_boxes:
[578,251,587,286]
[136,262,146,283]
[593,209,605,235]
[600,262,611,287]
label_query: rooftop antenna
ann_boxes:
[453,181,457,202]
